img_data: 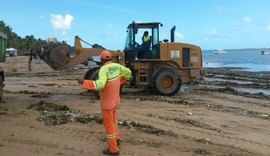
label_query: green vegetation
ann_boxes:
[0,21,39,55]
[0,20,69,56]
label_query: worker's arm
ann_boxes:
[85,67,107,90]
[77,78,96,90]
[119,65,131,84]
[77,67,107,90]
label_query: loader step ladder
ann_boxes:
[137,62,148,85]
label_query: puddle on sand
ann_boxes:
[233,87,270,96]
[6,80,35,85]
[198,84,270,96]
[204,77,255,85]
[179,85,193,94]
[50,94,71,100]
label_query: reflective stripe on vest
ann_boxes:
[84,62,131,91]
[93,63,123,90]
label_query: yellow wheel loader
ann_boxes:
[31,22,204,95]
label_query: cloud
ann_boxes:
[268,25,270,32]
[50,14,74,30]
[243,17,252,23]
[207,29,218,36]
[107,24,114,29]
[215,6,237,13]
[61,31,67,35]
[204,29,219,41]
[233,17,253,27]
[175,32,184,39]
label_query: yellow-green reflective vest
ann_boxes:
[143,36,150,42]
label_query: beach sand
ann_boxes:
[0,56,269,156]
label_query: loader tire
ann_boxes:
[89,69,100,98]
[85,67,125,97]
[89,68,124,97]
[84,67,100,80]
[151,68,181,96]
[83,67,101,98]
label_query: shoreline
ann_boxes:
[193,67,270,98]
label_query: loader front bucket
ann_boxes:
[33,42,74,70]
[32,41,105,70]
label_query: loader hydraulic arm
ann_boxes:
[31,36,123,70]
[74,36,122,59]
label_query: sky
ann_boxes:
[1,0,270,50]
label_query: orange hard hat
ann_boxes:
[100,50,112,60]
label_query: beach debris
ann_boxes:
[259,113,269,119]
[27,100,101,125]
[187,112,193,116]
[118,119,177,136]
[27,100,178,136]
[194,148,211,155]
[196,138,212,145]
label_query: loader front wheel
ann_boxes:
[83,68,100,98]
[90,69,124,96]
[84,67,100,80]
[90,69,100,98]
[152,68,181,96]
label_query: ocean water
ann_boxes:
[202,49,270,71]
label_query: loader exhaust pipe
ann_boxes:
[170,26,176,42]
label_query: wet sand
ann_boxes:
[0,56,269,156]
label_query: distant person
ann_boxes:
[77,50,131,156]
[136,31,151,59]
[28,48,38,71]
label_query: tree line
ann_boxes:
[0,20,69,55]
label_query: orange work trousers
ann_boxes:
[101,107,120,153]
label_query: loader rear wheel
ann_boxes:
[152,68,181,96]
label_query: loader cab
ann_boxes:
[124,22,162,64]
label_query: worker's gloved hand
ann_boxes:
[77,78,84,84]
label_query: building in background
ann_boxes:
[46,38,57,43]
[6,48,17,57]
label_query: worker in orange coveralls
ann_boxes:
[77,50,131,156]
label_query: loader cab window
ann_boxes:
[124,27,137,64]
[152,27,159,46]
[149,27,159,59]
[124,22,161,62]
[124,28,134,50]
[134,29,152,59]
[135,29,152,49]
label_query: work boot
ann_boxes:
[102,148,120,156]
[117,139,122,146]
